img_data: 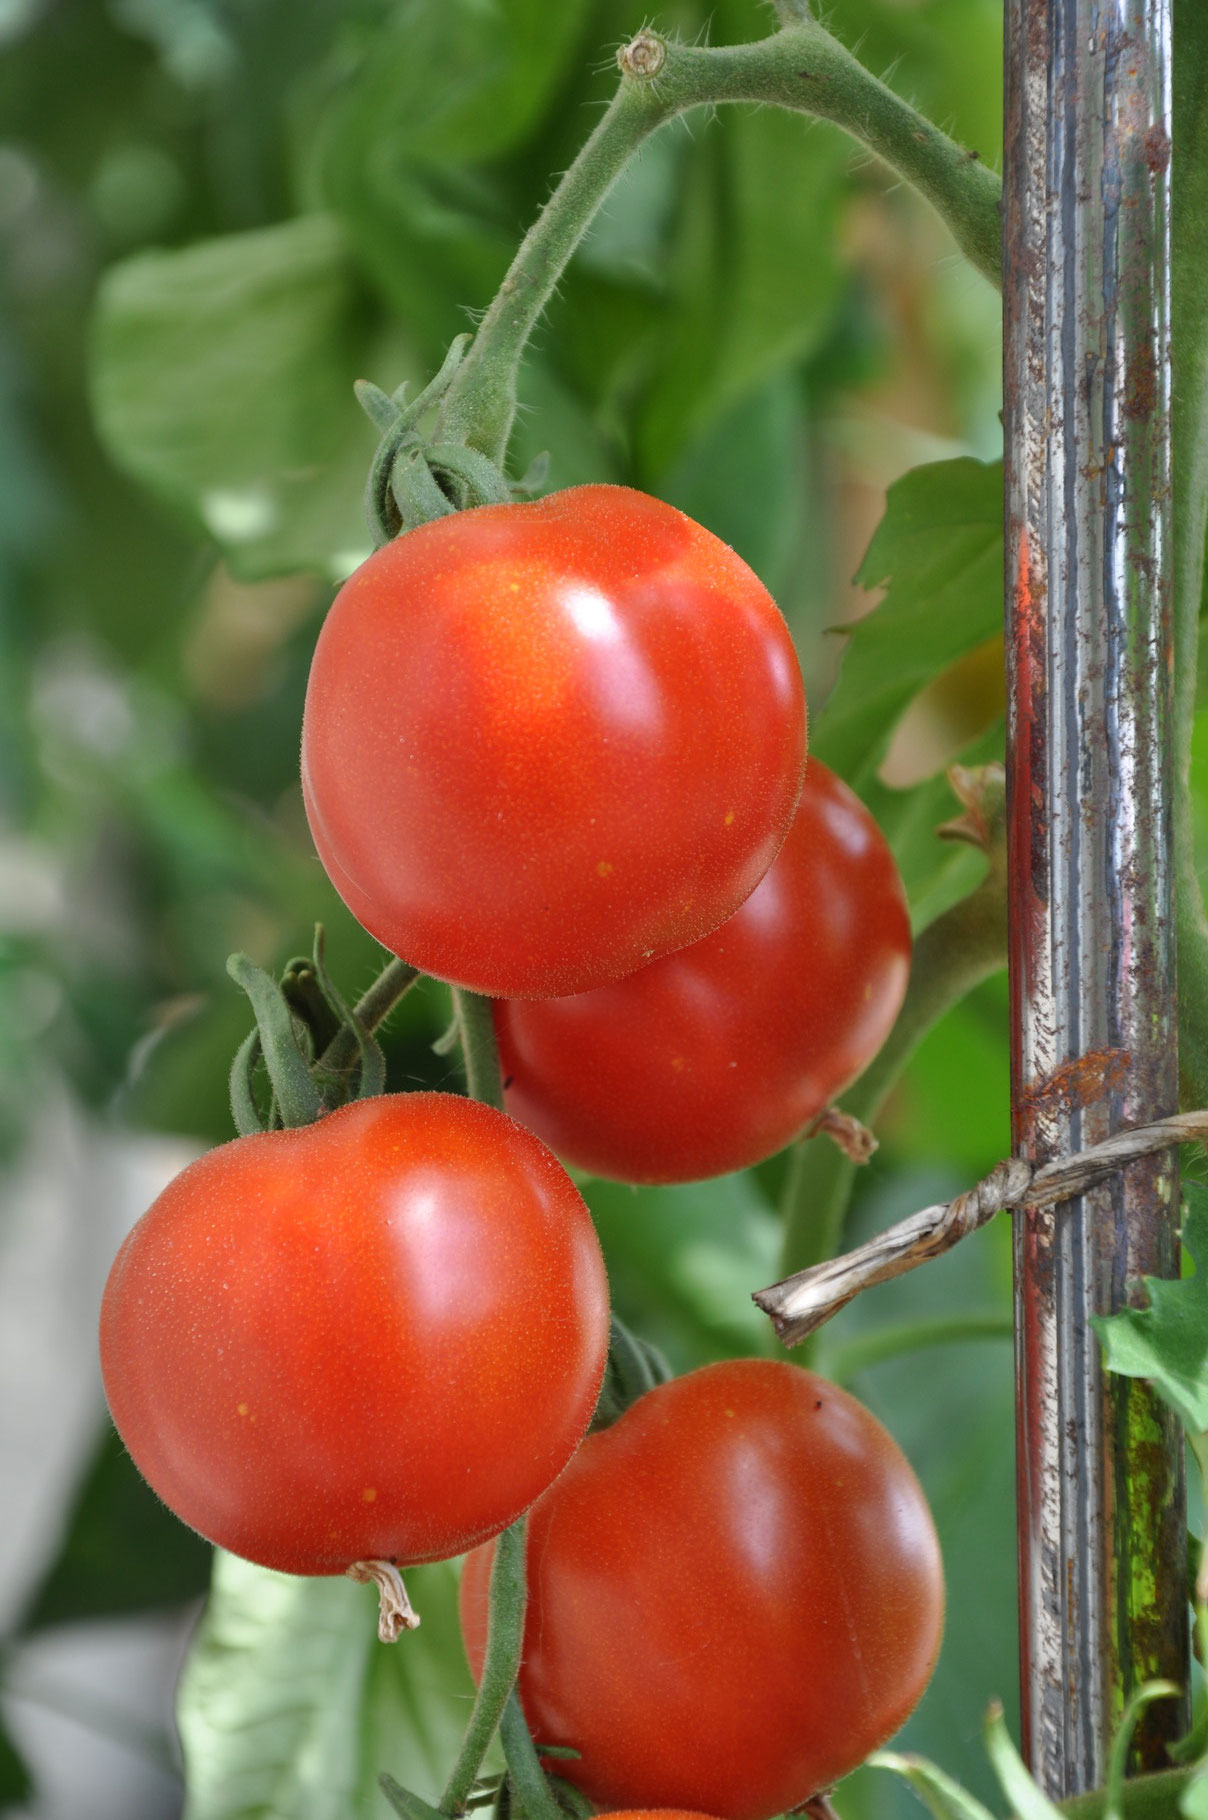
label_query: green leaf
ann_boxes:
[90,214,387,581]
[636,105,850,474]
[308,0,590,348]
[984,1702,1065,1819]
[19,1422,211,1631]
[868,1747,998,1820]
[1091,1185,1208,1437]
[179,1552,475,1820]
[813,457,1004,790]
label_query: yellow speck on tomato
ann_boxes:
[363,1487,377,1503]
[237,1403,249,1417]
[670,1056,685,1072]
[724,809,735,826]
[596,860,613,878]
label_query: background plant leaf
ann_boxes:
[1092,1186,1208,1438]
[90,215,386,581]
[178,1552,475,1820]
[812,456,1004,790]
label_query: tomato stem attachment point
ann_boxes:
[811,1105,878,1165]
[347,1560,421,1643]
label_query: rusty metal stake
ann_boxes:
[1004,0,1187,1796]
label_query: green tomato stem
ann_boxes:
[451,988,505,1112]
[318,958,420,1080]
[437,20,1001,462]
[777,848,1007,1350]
[440,1520,528,1816]
[500,1690,565,1820]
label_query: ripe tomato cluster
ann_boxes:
[100,484,938,1818]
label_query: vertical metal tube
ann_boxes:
[1003,0,1185,1798]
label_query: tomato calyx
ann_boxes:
[590,1315,673,1433]
[347,1559,421,1643]
[227,924,415,1134]
[356,336,547,545]
[810,1105,878,1165]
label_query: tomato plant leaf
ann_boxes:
[813,456,1004,790]
[984,1703,1065,1819]
[90,215,393,581]
[635,104,849,475]
[179,1552,474,1820]
[1091,1186,1208,1438]
[867,1748,998,1820]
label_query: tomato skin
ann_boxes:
[99,1094,609,1576]
[494,760,910,1183]
[301,486,806,998]
[461,1360,943,1820]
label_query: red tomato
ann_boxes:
[494,760,910,1182]
[301,486,806,997]
[99,1094,609,1576]
[461,1360,944,1820]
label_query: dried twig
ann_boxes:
[754,1109,1208,1347]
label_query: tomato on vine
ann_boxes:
[100,1094,609,1579]
[301,485,807,999]
[461,1359,944,1820]
[494,759,910,1182]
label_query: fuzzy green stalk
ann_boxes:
[451,987,505,1112]
[438,20,1000,464]
[439,1520,528,1816]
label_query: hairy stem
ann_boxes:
[777,853,1007,1345]
[438,21,1001,462]
[440,1521,527,1816]
[452,987,505,1112]
[318,958,420,1079]
[500,1691,564,1820]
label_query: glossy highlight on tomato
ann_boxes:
[99,1094,609,1576]
[461,1360,944,1820]
[301,485,807,997]
[494,759,910,1182]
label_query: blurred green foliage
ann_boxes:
[0,0,1025,1814]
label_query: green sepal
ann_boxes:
[226,952,322,1129]
[379,1775,447,1820]
[229,1025,266,1137]
[279,953,342,1055]
[365,416,416,545]
[511,452,549,498]
[426,443,513,510]
[309,925,386,1103]
[544,1775,593,1820]
[354,378,402,434]
[591,1314,673,1431]
[392,443,457,531]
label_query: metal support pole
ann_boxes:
[1004,0,1186,1799]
